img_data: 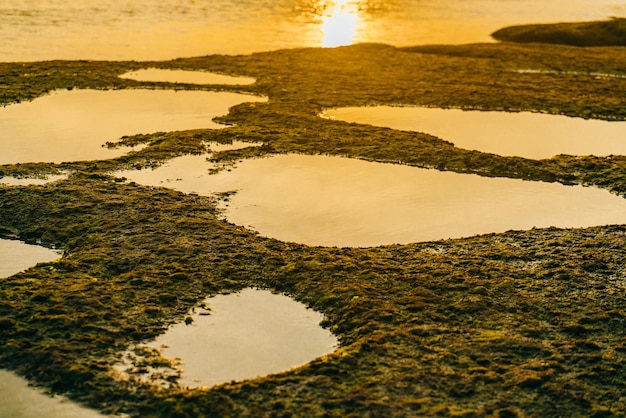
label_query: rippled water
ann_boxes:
[1,0,624,61]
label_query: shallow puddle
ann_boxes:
[0,238,61,278]
[0,370,110,418]
[119,288,337,388]
[0,174,68,186]
[205,140,262,153]
[0,89,266,165]
[119,69,255,85]
[118,153,626,247]
[322,106,626,159]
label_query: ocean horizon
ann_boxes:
[2,0,624,61]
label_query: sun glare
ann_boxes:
[321,0,361,47]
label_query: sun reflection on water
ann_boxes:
[321,0,362,47]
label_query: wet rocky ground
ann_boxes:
[1,23,626,417]
[492,17,626,47]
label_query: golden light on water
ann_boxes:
[321,0,361,47]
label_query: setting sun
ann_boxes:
[321,0,361,47]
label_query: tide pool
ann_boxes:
[117,153,626,247]
[0,89,266,165]
[322,106,626,159]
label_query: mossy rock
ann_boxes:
[492,18,626,46]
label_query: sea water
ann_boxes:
[1,0,624,61]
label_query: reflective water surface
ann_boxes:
[1,0,624,61]
[0,89,266,165]
[0,238,61,278]
[0,370,109,418]
[119,69,256,85]
[117,154,626,247]
[120,288,337,388]
[0,174,68,186]
[322,106,626,159]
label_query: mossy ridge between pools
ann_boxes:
[4,116,626,199]
[0,59,263,107]
[210,100,626,196]
[1,177,626,416]
[3,39,626,196]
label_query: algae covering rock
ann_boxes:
[1,24,626,417]
[492,17,626,47]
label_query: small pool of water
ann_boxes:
[205,140,262,153]
[0,238,61,278]
[0,370,110,418]
[322,106,626,159]
[119,69,255,85]
[118,288,337,388]
[116,153,626,247]
[0,89,267,165]
[0,174,69,186]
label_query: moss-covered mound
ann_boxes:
[492,17,626,47]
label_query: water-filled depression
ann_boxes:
[0,89,266,164]
[118,288,337,388]
[117,153,626,247]
[322,106,626,159]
